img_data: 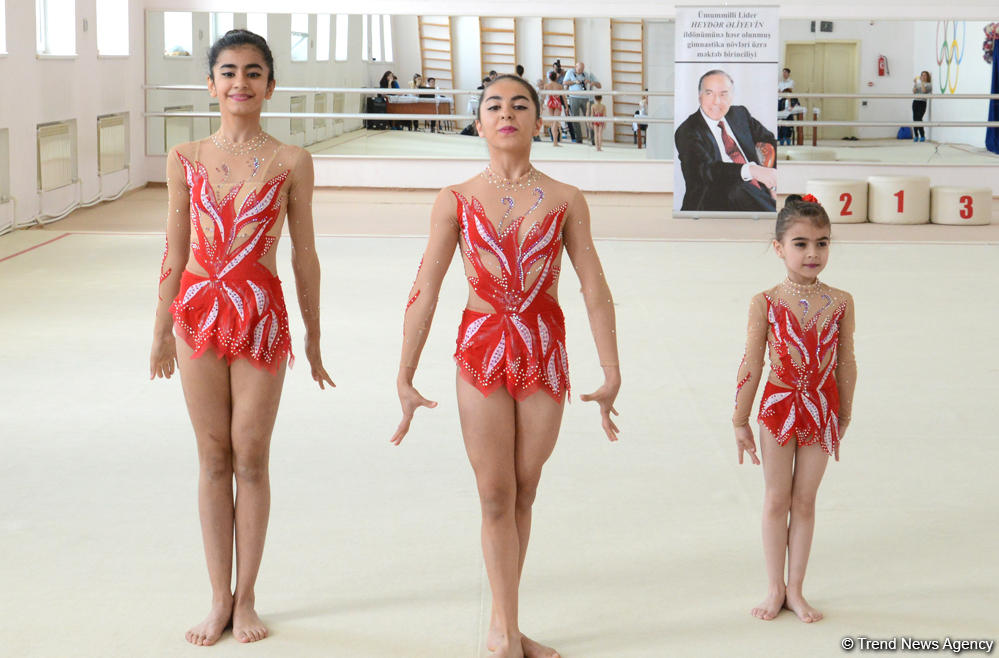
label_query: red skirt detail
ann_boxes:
[454,303,570,402]
[171,269,293,374]
[758,379,840,457]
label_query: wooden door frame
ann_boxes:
[783,39,860,140]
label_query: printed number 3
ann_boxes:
[959,195,974,219]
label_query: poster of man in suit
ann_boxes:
[673,8,779,215]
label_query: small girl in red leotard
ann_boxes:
[587,94,607,151]
[732,194,857,625]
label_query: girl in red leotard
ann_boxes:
[732,194,857,625]
[392,75,621,658]
[149,30,335,646]
[541,70,564,146]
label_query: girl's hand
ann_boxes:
[305,335,336,390]
[580,377,621,442]
[835,421,849,461]
[149,333,178,380]
[391,380,437,445]
[735,424,760,465]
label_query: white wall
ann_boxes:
[452,15,482,119]
[0,0,146,231]
[780,19,917,139]
[913,20,993,147]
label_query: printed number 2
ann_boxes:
[839,192,853,216]
[959,195,974,219]
[893,190,904,213]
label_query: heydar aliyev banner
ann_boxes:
[673,6,779,217]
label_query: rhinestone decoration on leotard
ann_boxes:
[169,151,293,372]
[210,130,270,156]
[481,165,539,192]
[452,190,570,401]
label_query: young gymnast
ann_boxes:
[392,75,621,658]
[586,95,607,151]
[149,30,335,645]
[732,194,857,623]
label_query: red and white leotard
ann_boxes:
[733,279,857,456]
[161,140,305,373]
[400,171,618,403]
[453,191,570,400]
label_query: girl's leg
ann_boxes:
[228,357,287,642]
[753,423,795,620]
[595,126,603,151]
[176,340,235,646]
[785,442,829,623]
[511,391,564,658]
[457,375,523,658]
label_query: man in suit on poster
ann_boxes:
[675,69,778,212]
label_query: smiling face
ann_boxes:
[699,72,733,121]
[773,219,830,283]
[207,45,275,117]
[475,78,542,149]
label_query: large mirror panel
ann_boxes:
[146,13,996,164]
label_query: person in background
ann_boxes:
[912,71,932,142]
[562,62,601,144]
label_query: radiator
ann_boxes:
[290,95,306,135]
[37,120,77,191]
[98,113,129,175]
[164,105,193,152]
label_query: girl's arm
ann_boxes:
[149,147,192,380]
[835,293,857,429]
[286,147,334,389]
[563,188,621,441]
[733,294,768,464]
[391,188,460,444]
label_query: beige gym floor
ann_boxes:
[1,188,997,657]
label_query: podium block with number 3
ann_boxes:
[930,186,992,225]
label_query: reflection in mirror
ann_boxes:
[145,12,672,161]
[776,19,997,164]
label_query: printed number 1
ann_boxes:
[839,192,853,216]
[893,190,904,213]
[959,195,974,219]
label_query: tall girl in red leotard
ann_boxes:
[392,75,621,658]
[733,195,857,624]
[149,30,334,646]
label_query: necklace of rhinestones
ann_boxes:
[781,277,822,296]
[481,165,539,192]
[211,130,269,156]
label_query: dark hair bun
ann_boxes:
[783,194,804,210]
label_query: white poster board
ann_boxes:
[673,6,779,217]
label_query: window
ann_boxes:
[290,13,308,62]
[360,17,367,62]
[334,14,348,61]
[36,0,76,55]
[246,13,267,40]
[210,13,233,44]
[382,15,393,62]
[163,11,192,56]
[96,0,128,56]
[316,14,330,62]
[360,14,393,62]
[370,15,381,62]
[1,1,7,54]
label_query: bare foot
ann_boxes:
[522,634,561,658]
[232,600,268,643]
[185,598,232,646]
[489,639,525,658]
[784,588,823,623]
[750,589,785,621]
